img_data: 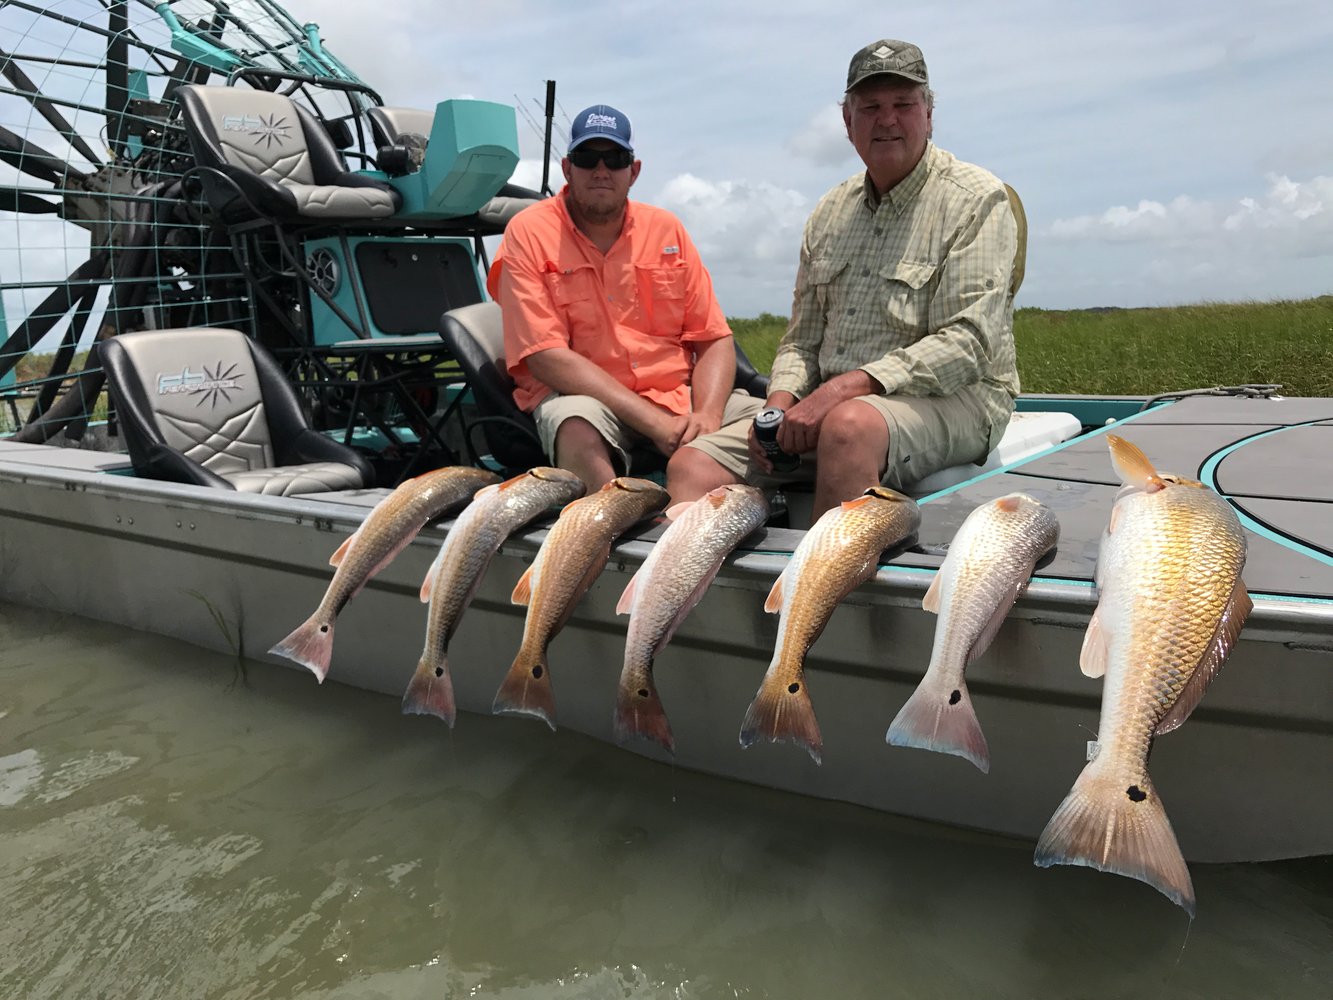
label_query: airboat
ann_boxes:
[2,1,1330,866]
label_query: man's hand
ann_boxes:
[650,410,693,458]
[775,371,882,456]
[678,411,723,447]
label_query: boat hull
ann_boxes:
[2,455,1329,864]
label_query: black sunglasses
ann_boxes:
[567,147,635,170]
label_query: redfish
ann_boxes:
[1034,435,1251,916]
[493,477,669,729]
[887,493,1059,772]
[401,467,585,726]
[614,484,770,752]
[269,465,501,682]
[741,487,920,764]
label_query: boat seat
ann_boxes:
[365,104,541,229]
[907,409,1083,496]
[176,85,401,224]
[439,301,769,474]
[101,327,374,494]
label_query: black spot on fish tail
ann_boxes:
[949,689,961,705]
[637,688,650,698]
[532,664,543,679]
[787,682,800,694]
[433,667,444,677]
[1126,785,1147,802]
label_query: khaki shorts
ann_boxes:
[683,385,1000,491]
[534,389,765,475]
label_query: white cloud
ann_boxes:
[653,174,809,315]
[786,105,854,167]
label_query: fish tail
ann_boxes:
[267,616,334,683]
[400,654,456,727]
[612,668,674,753]
[885,675,990,773]
[1034,766,1195,917]
[492,647,557,731]
[738,668,823,765]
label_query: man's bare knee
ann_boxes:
[666,446,737,503]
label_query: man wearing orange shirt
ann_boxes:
[486,104,758,489]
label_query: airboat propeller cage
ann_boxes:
[385,99,521,219]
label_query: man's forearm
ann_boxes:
[689,337,736,419]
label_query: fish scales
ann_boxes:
[887,493,1059,772]
[402,467,585,725]
[493,476,670,729]
[268,465,501,682]
[1035,435,1250,917]
[615,484,770,751]
[741,487,920,763]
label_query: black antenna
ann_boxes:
[540,79,556,196]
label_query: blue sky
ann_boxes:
[314,0,1333,316]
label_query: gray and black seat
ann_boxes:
[440,302,769,473]
[176,85,401,224]
[101,327,373,494]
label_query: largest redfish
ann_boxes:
[492,476,669,729]
[1034,435,1251,917]
[741,487,920,764]
[269,465,501,682]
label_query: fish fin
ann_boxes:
[1155,578,1253,736]
[400,654,456,727]
[496,473,530,491]
[612,665,674,753]
[492,649,557,731]
[616,570,640,615]
[663,500,696,520]
[1079,607,1109,678]
[839,494,875,511]
[922,571,943,614]
[994,495,1022,513]
[738,668,823,765]
[268,616,334,684]
[511,565,534,606]
[1034,766,1195,917]
[763,569,787,614]
[420,545,448,603]
[965,580,1025,667]
[329,533,355,568]
[1107,435,1167,492]
[886,675,990,772]
[348,534,418,602]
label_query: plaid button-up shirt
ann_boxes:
[769,143,1020,446]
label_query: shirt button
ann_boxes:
[861,268,871,277]
[873,227,882,236]
[846,307,857,315]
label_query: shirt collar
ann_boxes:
[861,142,935,212]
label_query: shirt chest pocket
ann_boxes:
[806,257,848,318]
[544,268,601,335]
[637,264,688,336]
[878,260,937,334]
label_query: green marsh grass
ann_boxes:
[731,296,1333,397]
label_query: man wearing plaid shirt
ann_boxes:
[667,38,1021,518]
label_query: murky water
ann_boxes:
[1,603,1329,1000]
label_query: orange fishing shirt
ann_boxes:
[486,188,731,414]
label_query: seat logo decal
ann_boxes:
[158,362,244,407]
[221,112,291,149]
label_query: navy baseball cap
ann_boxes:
[568,105,633,153]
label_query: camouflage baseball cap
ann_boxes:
[845,39,929,92]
